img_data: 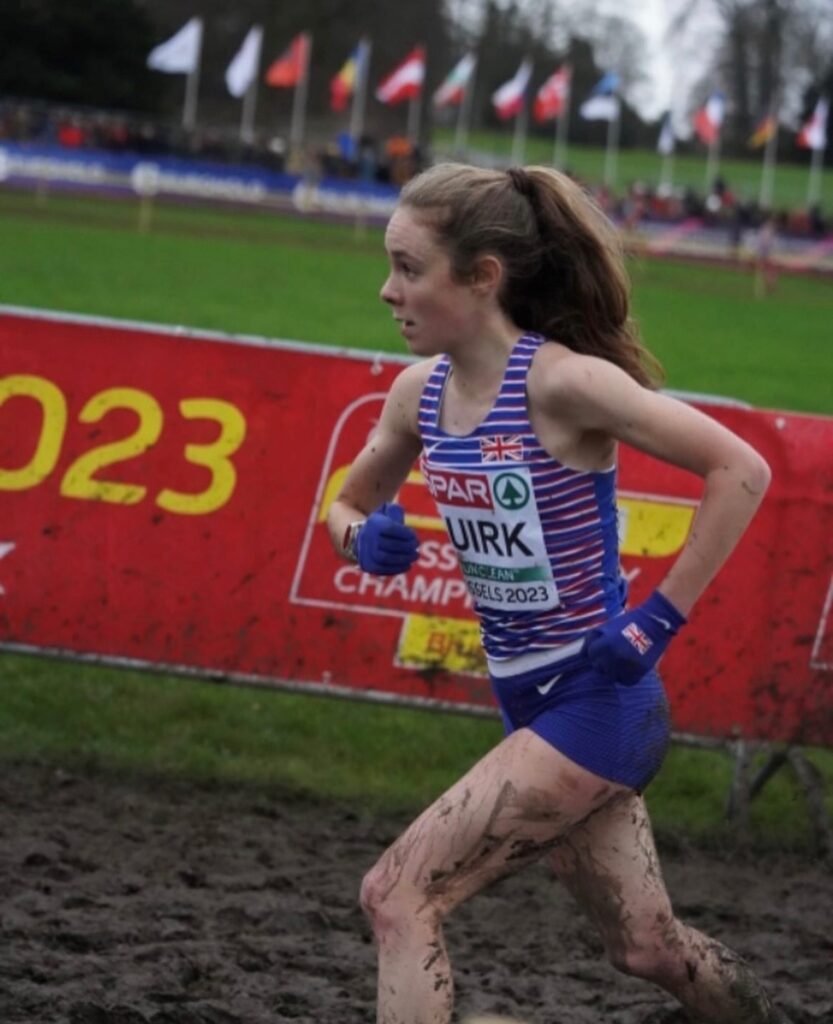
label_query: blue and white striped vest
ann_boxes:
[417,333,625,660]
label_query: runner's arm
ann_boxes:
[542,354,771,616]
[327,362,425,560]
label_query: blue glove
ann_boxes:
[583,590,686,686]
[356,502,419,576]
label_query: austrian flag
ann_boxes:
[376,47,425,105]
[480,435,524,462]
[622,622,653,655]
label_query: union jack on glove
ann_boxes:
[582,590,687,686]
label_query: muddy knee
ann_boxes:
[359,863,387,929]
[360,860,438,940]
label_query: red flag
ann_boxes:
[533,65,571,123]
[693,93,725,145]
[265,32,310,88]
[375,47,425,105]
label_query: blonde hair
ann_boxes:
[399,162,664,388]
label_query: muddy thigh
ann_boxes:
[365,728,629,919]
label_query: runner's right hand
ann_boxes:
[356,502,420,576]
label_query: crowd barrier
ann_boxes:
[1,306,831,748]
[3,141,833,274]
[0,140,400,217]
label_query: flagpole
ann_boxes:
[658,110,674,190]
[454,61,476,156]
[758,120,778,210]
[704,135,721,191]
[240,76,258,145]
[806,144,824,208]
[603,99,620,189]
[407,87,423,142]
[554,86,571,170]
[239,28,262,145]
[660,149,674,190]
[182,22,203,132]
[289,33,311,152]
[350,38,371,143]
[512,93,529,165]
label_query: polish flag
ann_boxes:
[376,47,425,105]
[492,58,533,120]
[797,97,829,151]
[693,93,725,145]
[533,65,571,123]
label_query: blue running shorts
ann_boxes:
[489,653,671,792]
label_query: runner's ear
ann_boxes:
[468,253,504,296]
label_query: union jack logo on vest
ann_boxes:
[480,435,524,462]
[622,622,653,655]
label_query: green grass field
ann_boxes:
[2,188,831,412]
[434,128,833,214]
[1,187,831,849]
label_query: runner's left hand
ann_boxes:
[582,590,686,686]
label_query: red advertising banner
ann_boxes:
[1,307,831,745]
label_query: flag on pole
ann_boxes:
[797,97,829,150]
[265,32,310,88]
[147,17,202,74]
[657,111,675,155]
[748,112,777,149]
[693,93,725,145]
[492,59,533,120]
[433,53,476,108]
[375,47,426,105]
[533,65,571,123]
[225,26,263,98]
[579,72,620,121]
[330,40,370,112]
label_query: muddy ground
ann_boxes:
[0,759,830,1024]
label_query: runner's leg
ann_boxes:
[360,727,628,1024]
[549,792,786,1023]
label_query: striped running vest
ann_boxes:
[417,333,625,660]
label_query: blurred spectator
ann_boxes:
[57,116,85,148]
[384,134,417,187]
[0,97,828,239]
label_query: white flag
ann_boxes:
[225,25,263,98]
[147,17,203,75]
[657,112,675,155]
[580,94,620,121]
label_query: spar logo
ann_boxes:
[420,465,531,513]
[493,472,530,511]
[421,463,492,509]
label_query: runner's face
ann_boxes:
[380,207,480,356]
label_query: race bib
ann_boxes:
[421,461,559,612]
